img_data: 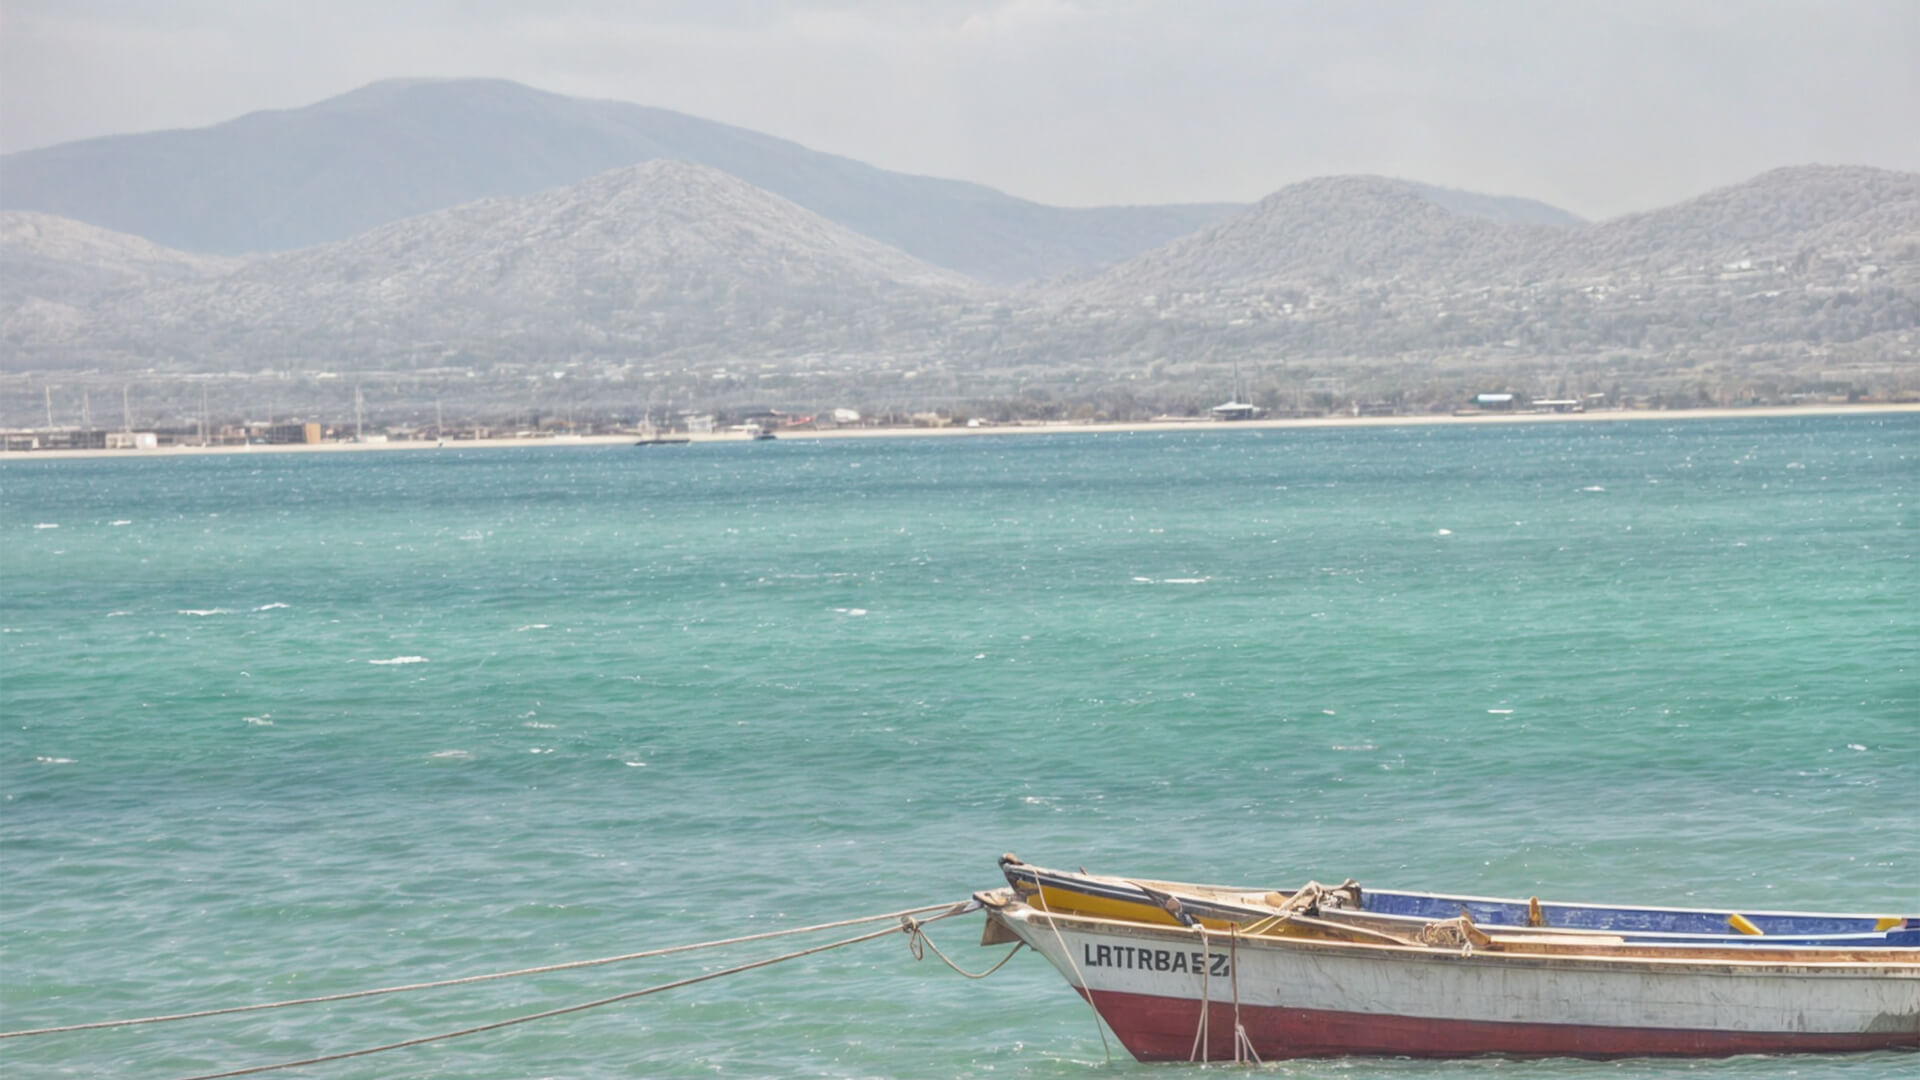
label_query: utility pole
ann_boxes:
[200,387,209,446]
[44,385,53,429]
[82,389,92,430]
[354,384,364,442]
[123,385,132,432]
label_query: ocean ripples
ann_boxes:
[2,420,1915,1078]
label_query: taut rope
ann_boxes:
[5,898,1030,1079]
[1,900,965,1040]
[166,921,921,1080]
[1188,923,1212,1063]
[1030,885,1115,1064]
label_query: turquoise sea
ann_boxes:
[2,415,1915,1079]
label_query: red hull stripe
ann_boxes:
[1081,988,1920,1061]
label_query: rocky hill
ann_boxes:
[0,211,239,346]
[4,164,1912,416]
[1539,166,1920,276]
[1045,176,1566,305]
[1012,166,1917,390]
[1412,184,1586,229]
[0,78,1236,284]
[35,161,980,370]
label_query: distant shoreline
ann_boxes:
[5,403,1916,462]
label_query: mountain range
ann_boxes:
[2,80,1915,418]
[1,78,1249,285]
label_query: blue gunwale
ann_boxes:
[1363,888,1915,945]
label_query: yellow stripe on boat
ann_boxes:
[1874,916,1903,931]
[1023,876,1267,931]
[1728,913,1764,936]
[1030,881,1188,926]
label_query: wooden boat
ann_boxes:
[980,857,1920,1061]
[999,855,1917,948]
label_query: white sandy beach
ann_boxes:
[5,403,1916,461]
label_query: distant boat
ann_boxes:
[981,857,1920,1061]
[745,423,776,441]
[1209,361,1265,420]
[633,437,690,446]
[1208,400,1263,421]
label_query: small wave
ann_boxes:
[429,750,473,761]
[106,611,133,618]
[1435,528,1452,536]
[516,624,550,631]
[523,720,556,729]
[369,656,428,665]
[833,607,869,616]
[35,756,76,764]
[110,520,132,526]
[1330,744,1377,752]
[33,523,58,529]
[1581,485,1607,493]
[623,760,647,768]
[1161,577,1210,585]
[1488,708,1514,715]
[178,608,232,617]
[255,602,290,611]
[244,716,273,726]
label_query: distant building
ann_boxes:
[105,432,159,450]
[1531,399,1583,413]
[1471,393,1517,410]
[737,407,788,426]
[263,422,323,444]
[37,429,111,450]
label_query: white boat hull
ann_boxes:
[991,905,1920,1060]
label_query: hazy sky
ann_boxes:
[3,0,1916,218]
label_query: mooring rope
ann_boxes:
[1,900,966,1040]
[901,915,1024,978]
[1030,886,1114,1065]
[1188,923,1212,1063]
[1229,924,1260,1064]
[163,920,928,1080]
